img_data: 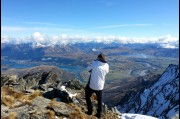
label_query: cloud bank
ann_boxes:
[1,32,179,48]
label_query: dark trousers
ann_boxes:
[85,85,102,114]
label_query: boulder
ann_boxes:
[48,102,73,117]
[64,79,84,90]
[1,65,76,92]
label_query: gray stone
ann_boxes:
[15,111,30,119]
[49,102,73,117]
[64,79,84,90]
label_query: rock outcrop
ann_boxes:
[1,65,76,92]
[1,65,121,119]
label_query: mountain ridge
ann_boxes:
[117,64,179,119]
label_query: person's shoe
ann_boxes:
[86,111,92,115]
[95,113,102,118]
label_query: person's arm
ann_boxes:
[87,63,93,72]
[106,64,109,74]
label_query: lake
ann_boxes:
[1,59,86,82]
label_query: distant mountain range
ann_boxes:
[117,64,179,119]
[1,42,179,60]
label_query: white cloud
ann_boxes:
[1,35,11,43]
[158,34,178,43]
[32,32,47,43]
[1,32,179,48]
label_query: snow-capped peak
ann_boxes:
[32,42,46,48]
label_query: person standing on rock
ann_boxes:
[85,53,109,118]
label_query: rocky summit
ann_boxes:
[1,65,121,119]
[1,64,179,119]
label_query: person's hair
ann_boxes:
[97,53,106,61]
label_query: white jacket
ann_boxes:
[87,60,109,90]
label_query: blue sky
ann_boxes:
[1,0,179,38]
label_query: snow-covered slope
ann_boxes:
[117,64,179,119]
[121,113,158,119]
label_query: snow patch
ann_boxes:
[60,85,77,98]
[121,113,158,119]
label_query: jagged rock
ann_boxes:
[48,102,73,117]
[25,89,36,94]
[1,85,121,119]
[2,97,51,118]
[30,113,48,119]
[1,65,76,92]
[1,65,123,119]
[1,75,18,87]
[10,105,30,113]
[64,79,84,90]
[102,103,108,114]
[1,105,31,119]
[31,96,51,110]
[1,75,9,86]
[15,112,30,119]
[1,105,9,117]
[111,106,121,116]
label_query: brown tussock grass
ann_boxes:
[69,111,87,119]
[91,93,98,101]
[46,109,56,119]
[9,112,17,119]
[1,86,40,108]
[25,90,42,100]
[47,98,61,108]
[1,112,17,119]
[13,93,24,100]
[101,112,120,119]
[69,112,86,119]
[1,86,24,100]
[1,86,17,96]
[24,100,32,105]
[10,100,32,109]
[1,95,15,108]
[68,103,87,119]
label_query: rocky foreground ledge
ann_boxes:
[1,65,121,119]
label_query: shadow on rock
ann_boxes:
[43,89,73,103]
